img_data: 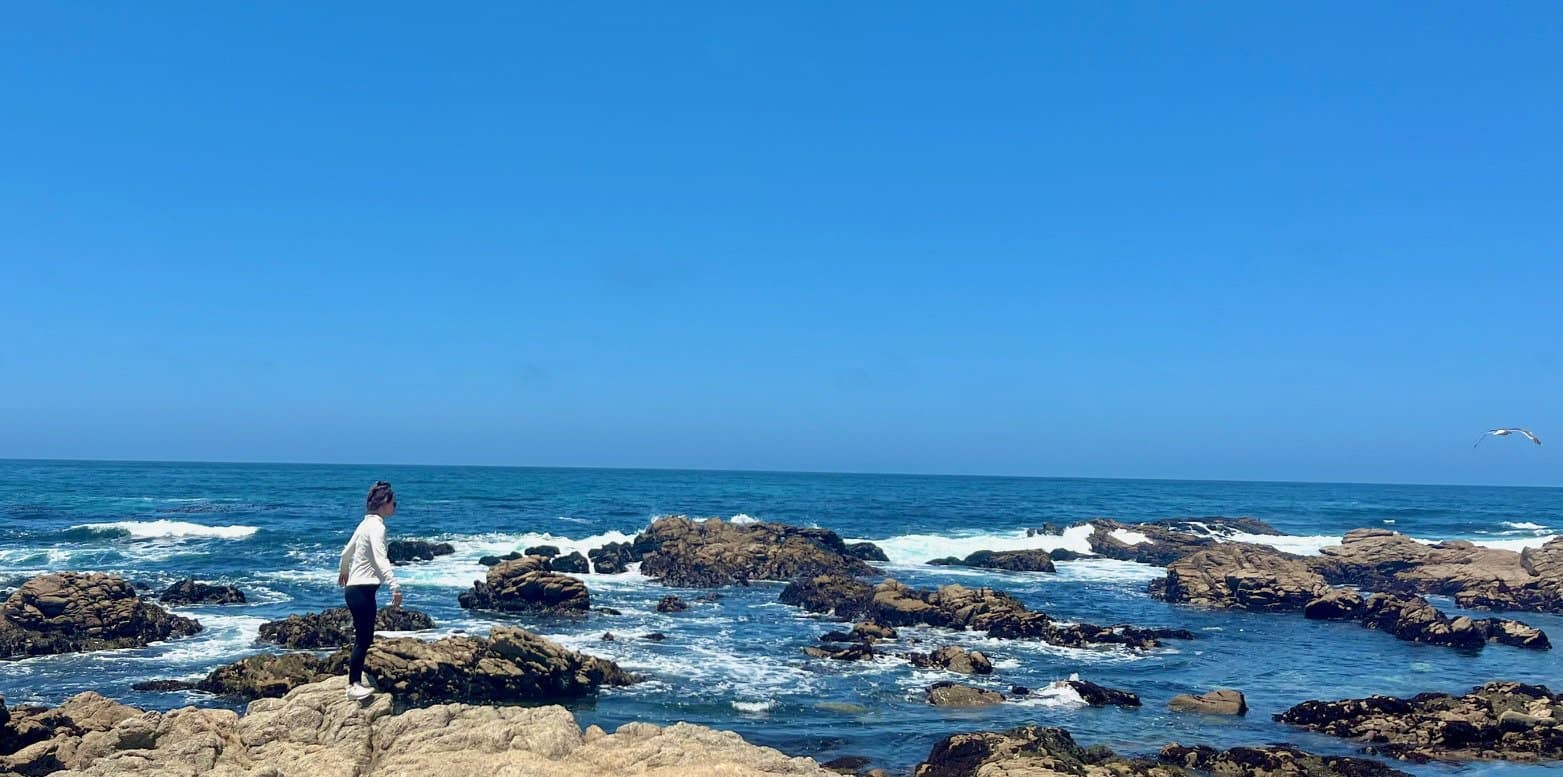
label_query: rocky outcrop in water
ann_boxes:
[458,556,590,614]
[478,551,524,567]
[1311,530,1563,614]
[157,579,246,606]
[1169,689,1248,715]
[1276,681,1563,762]
[928,549,1055,572]
[1155,545,1551,650]
[925,682,1004,707]
[0,573,202,659]
[655,595,688,613]
[903,646,992,675]
[781,575,1191,650]
[1063,679,1141,707]
[587,542,636,574]
[631,516,876,587]
[258,605,435,649]
[551,551,590,573]
[385,539,455,565]
[24,676,830,777]
[1084,517,1282,566]
[846,542,889,562]
[911,724,1409,777]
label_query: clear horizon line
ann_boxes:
[0,454,1557,491]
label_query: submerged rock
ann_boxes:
[478,551,525,567]
[459,556,590,614]
[1277,681,1563,762]
[655,595,689,613]
[1169,689,1248,715]
[524,544,562,558]
[588,541,637,574]
[1062,679,1141,707]
[803,642,876,661]
[0,573,202,658]
[925,682,1004,707]
[632,515,875,587]
[258,605,435,649]
[27,676,833,777]
[158,578,246,605]
[1160,743,1412,777]
[903,646,992,675]
[386,539,455,565]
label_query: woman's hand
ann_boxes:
[392,590,403,608]
[338,571,348,587]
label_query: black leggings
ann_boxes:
[344,584,379,685]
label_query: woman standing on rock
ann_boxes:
[337,480,402,700]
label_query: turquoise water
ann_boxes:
[1,459,1559,775]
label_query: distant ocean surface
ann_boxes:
[2,459,1560,775]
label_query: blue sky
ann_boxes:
[2,3,1560,485]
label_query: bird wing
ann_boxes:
[1520,429,1542,445]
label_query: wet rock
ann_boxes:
[903,646,992,675]
[600,631,615,641]
[822,755,873,774]
[780,575,876,620]
[925,682,1004,707]
[195,652,341,699]
[157,578,246,606]
[550,551,590,573]
[130,680,197,692]
[633,515,875,587]
[361,626,635,704]
[458,556,590,614]
[694,591,724,602]
[1047,549,1090,562]
[1063,679,1140,707]
[1169,689,1248,715]
[1313,530,1563,614]
[258,605,435,649]
[524,544,561,558]
[386,539,455,565]
[641,632,666,641]
[1276,681,1563,762]
[26,675,831,777]
[852,621,897,641]
[0,691,144,775]
[1160,743,1412,777]
[0,573,202,658]
[656,595,688,613]
[912,725,1161,777]
[1350,592,1549,650]
[588,541,638,574]
[479,551,525,567]
[1009,685,1031,696]
[846,542,890,562]
[596,607,622,616]
[928,549,1056,573]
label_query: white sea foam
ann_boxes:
[852,524,1095,566]
[1109,528,1150,546]
[1224,533,1341,556]
[731,699,775,713]
[1010,679,1089,708]
[1463,535,1560,552]
[728,513,759,524]
[1052,559,1164,583]
[1501,521,1548,532]
[69,520,258,540]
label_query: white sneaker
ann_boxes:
[345,683,375,700]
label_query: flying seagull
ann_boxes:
[1474,428,1543,447]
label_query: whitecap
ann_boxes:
[1109,528,1150,546]
[1052,559,1164,584]
[69,520,258,540]
[1223,533,1342,556]
[728,514,759,524]
[1502,521,1548,532]
[851,524,1095,566]
[1010,679,1088,708]
[731,699,775,713]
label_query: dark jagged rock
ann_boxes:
[1009,685,1031,696]
[550,551,590,573]
[822,755,873,774]
[1313,530,1563,614]
[903,645,992,675]
[783,575,1189,650]
[656,595,688,613]
[1145,517,1282,536]
[853,621,897,641]
[925,682,1004,707]
[1063,679,1141,707]
[258,605,435,649]
[588,541,638,574]
[1276,681,1563,762]
[158,578,246,606]
[458,556,589,614]
[130,680,197,692]
[1169,689,1248,715]
[362,626,636,705]
[0,573,202,658]
[632,515,875,587]
[1047,549,1090,562]
[385,539,455,565]
[195,652,342,699]
[1160,743,1413,777]
[479,551,525,567]
[596,607,622,616]
[846,542,890,562]
[600,631,615,641]
[928,549,1056,573]
[803,642,875,661]
[1083,517,1285,567]
[641,632,666,641]
[911,723,1406,777]
[694,591,724,602]
[524,545,561,558]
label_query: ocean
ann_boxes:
[1,459,1559,775]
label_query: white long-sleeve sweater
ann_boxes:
[338,514,400,591]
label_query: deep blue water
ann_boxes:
[1,459,1560,775]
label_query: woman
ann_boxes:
[337,480,402,700]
